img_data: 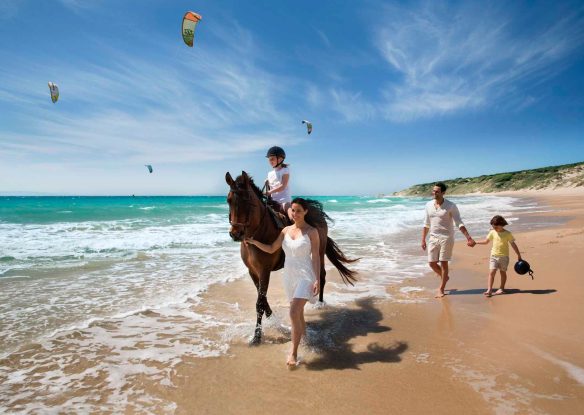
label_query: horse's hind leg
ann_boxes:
[318,229,327,303]
[319,263,326,303]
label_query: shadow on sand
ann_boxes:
[448,288,557,295]
[304,298,408,371]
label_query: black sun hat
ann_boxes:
[514,260,535,279]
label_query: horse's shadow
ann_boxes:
[302,298,408,371]
[448,288,557,295]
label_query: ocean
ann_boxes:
[0,194,546,412]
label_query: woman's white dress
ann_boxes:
[282,232,317,304]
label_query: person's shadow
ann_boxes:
[304,298,408,371]
[448,288,557,295]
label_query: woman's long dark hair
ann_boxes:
[292,197,358,285]
[291,197,333,228]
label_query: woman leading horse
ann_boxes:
[226,171,357,345]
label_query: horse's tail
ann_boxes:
[325,237,359,286]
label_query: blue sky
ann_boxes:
[1,0,583,196]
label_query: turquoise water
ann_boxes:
[0,196,227,224]
[0,195,414,223]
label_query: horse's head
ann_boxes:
[225,171,259,241]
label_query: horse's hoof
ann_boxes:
[313,301,326,309]
[249,335,262,346]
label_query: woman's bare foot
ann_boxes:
[494,289,505,295]
[483,291,492,297]
[435,290,446,298]
[287,354,298,367]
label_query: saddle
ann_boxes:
[266,203,291,230]
[263,181,292,229]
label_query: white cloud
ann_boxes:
[57,0,103,12]
[0,21,298,167]
[305,84,324,109]
[374,1,584,121]
[329,88,377,122]
[315,29,331,48]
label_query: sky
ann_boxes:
[0,0,583,196]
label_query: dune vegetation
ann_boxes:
[394,161,584,196]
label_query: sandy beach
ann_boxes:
[163,188,584,415]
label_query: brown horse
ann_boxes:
[226,171,357,344]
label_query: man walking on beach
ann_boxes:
[422,182,476,297]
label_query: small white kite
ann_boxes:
[48,82,59,103]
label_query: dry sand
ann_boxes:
[159,189,584,414]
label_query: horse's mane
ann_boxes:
[236,174,334,227]
[235,174,282,212]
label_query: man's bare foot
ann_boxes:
[483,291,492,297]
[435,276,450,298]
[494,289,505,295]
[287,354,298,367]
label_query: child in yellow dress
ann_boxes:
[475,215,522,297]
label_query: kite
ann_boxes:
[48,82,59,103]
[302,120,312,135]
[182,12,202,47]
[145,165,153,173]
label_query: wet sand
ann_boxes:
[164,188,584,414]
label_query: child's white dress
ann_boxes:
[281,232,317,304]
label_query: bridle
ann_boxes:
[228,182,269,239]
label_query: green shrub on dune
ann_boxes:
[394,161,584,196]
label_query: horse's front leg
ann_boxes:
[251,290,265,345]
[248,271,263,345]
[259,271,273,318]
[251,273,272,345]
